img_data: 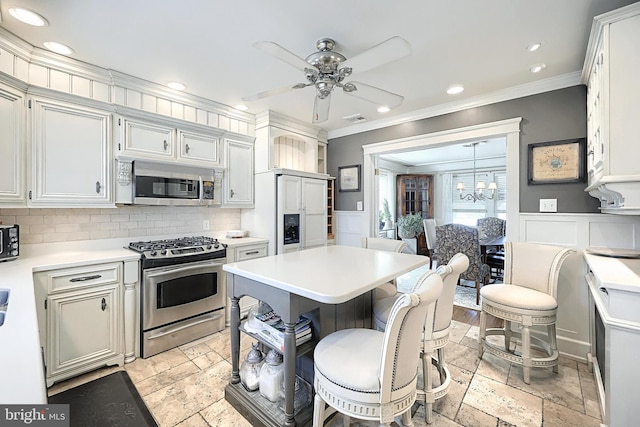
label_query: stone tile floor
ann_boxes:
[48,321,602,427]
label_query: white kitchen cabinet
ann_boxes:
[225,240,268,325]
[115,113,224,168]
[583,3,640,214]
[33,262,124,387]
[224,137,254,206]
[0,83,25,206]
[29,96,112,207]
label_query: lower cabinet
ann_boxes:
[225,241,268,325]
[34,262,124,387]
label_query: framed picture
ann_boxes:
[338,164,361,192]
[528,138,586,184]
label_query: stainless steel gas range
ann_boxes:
[128,236,227,358]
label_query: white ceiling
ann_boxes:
[0,0,634,137]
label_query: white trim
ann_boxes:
[329,73,579,139]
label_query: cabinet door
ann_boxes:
[30,97,112,206]
[224,139,254,206]
[120,117,174,160]
[0,84,25,205]
[178,130,221,166]
[47,285,120,379]
[302,178,327,248]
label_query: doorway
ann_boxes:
[363,118,522,240]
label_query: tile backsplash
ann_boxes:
[0,206,241,244]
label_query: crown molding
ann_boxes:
[328,72,582,140]
[256,109,328,141]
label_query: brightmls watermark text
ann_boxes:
[1,405,69,426]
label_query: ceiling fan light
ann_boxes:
[447,85,464,95]
[343,82,357,93]
[8,8,48,26]
[377,106,390,113]
[43,42,74,55]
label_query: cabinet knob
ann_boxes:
[163,140,168,151]
[101,298,107,311]
[185,143,190,154]
[95,181,102,194]
[230,189,234,198]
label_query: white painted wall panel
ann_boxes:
[72,76,91,98]
[49,69,69,92]
[0,48,13,75]
[29,64,48,87]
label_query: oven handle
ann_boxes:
[146,311,223,339]
[199,176,203,205]
[145,262,224,280]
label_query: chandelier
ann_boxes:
[456,141,497,202]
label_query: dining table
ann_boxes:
[479,235,506,261]
[223,245,429,427]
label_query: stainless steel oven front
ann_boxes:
[141,259,226,358]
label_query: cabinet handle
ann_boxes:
[101,298,107,311]
[163,140,168,151]
[230,189,234,198]
[70,275,102,282]
[599,287,608,295]
[95,181,102,194]
[185,143,190,154]
[245,251,259,255]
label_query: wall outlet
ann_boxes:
[203,220,210,230]
[356,201,363,211]
[539,199,558,212]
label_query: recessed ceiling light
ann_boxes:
[8,8,48,26]
[530,63,546,73]
[234,104,249,111]
[167,82,186,91]
[527,43,542,52]
[447,85,464,95]
[43,42,74,55]
[377,106,390,113]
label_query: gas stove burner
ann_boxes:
[128,236,226,264]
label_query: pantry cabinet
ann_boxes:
[0,83,25,206]
[34,262,124,387]
[29,96,112,207]
[583,3,640,214]
[224,137,255,206]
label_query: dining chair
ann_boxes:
[313,270,443,427]
[476,217,506,240]
[436,223,490,305]
[372,252,469,423]
[478,241,573,384]
[362,237,408,301]
[423,219,438,269]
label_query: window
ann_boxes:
[451,170,506,225]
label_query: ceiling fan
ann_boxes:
[242,36,411,123]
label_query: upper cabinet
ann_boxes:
[0,82,26,206]
[29,96,113,207]
[583,3,640,214]
[114,112,223,168]
[224,137,254,207]
[254,110,328,174]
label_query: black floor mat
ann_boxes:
[48,371,158,427]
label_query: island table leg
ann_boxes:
[230,295,241,384]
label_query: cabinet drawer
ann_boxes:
[39,263,122,294]
[235,245,267,261]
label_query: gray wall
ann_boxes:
[328,85,600,213]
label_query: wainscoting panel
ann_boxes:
[335,211,366,247]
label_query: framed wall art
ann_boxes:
[338,164,361,192]
[528,138,586,184]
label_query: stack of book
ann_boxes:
[253,311,313,351]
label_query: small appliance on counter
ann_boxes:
[226,230,248,238]
[0,224,19,262]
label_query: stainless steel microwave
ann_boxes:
[132,161,221,206]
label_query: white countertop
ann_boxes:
[0,234,267,404]
[224,245,429,304]
[584,252,640,294]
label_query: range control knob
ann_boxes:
[214,242,220,249]
[206,245,212,250]
[161,249,167,255]
[150,250,157,256]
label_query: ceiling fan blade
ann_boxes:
[345,36,411,73]
[253,41,310,71]
[313,93,331,123]
[242,83,308,102]
[345,81,404,109]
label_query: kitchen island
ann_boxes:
[224,245,429,427]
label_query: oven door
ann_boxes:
[142,260,226,331]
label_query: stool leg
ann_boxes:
[478,310,487,357]
[401,408,414,427]
[522,323,531,385]
[423,350,434,424]
[437,347,446,385]
[549,323,559,374]
[313,393,326,427]
[504,320,512,352]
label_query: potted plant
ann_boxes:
[381,198,392,229]
[397,212,424,239]
[378,210,385,230]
